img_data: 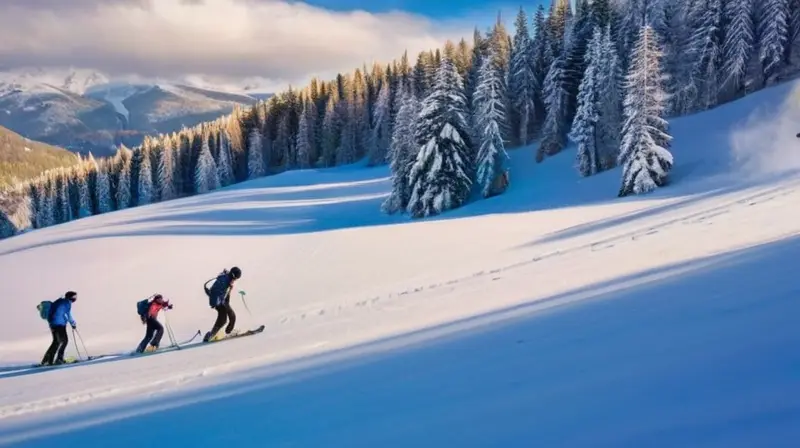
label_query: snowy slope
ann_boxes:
[0,80,800,446]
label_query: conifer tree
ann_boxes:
[158,137,176,200]
[570,28,604,177]
[383,82,422,214]
[115,147,132,210]
[296,102,313,169]
[530,5,552,134]
[247,128,265,179]
[687,0,724,110]
[758,0,790,83]
[368,74,392,165]
[195,136,220,194]
[597,26,624,170]
[95,160,113,214]
[509,6,537,146]
[474,53,510,198]
[720,0,754,98]
[406,54,473,218]
[538,55,570,161]
[76,162,92,218]
[217,130,236,186]
[619,25,673,197]
[137,148,154,205]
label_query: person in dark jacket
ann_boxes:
[136,294,173,353]
[41,291,78,366]
[203,267,241,342]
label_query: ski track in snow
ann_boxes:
[0,78,800,446]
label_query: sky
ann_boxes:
[0,0,540,94]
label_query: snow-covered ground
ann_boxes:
[1,80,800,447]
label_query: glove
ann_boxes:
[71,324,77,330]
[167,304,173,310]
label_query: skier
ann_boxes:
[136,294,173,353]
[203,267,242,342]
[41,291,77,366]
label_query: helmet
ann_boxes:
[65,291,77,301]
[229,266,241,279]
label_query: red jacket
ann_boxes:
[146,298,171,319]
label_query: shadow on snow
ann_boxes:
[3,234,800,446]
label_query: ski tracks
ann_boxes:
[275,178,800,328]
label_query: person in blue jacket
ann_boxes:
[41,291,78,365]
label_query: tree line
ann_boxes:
[2,0,799,238]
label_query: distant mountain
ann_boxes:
[0,124,78,188]
[0,68,271,157]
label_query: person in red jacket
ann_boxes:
[136,294,173,353]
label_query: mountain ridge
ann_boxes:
[0,67,272,157]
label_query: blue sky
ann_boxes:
[293,0,549,23]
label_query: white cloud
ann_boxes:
[0,0,480,92]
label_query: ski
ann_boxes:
[2,354,117,373]
[127,330,202,357]
[1,331,202,375]
[204,325,265,343]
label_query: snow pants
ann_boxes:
[210,302,236,337]
[42,325,68,365]
[136,317,164,353]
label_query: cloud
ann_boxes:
[0,0,478,92]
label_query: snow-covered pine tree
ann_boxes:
[510,6,537,146]
[27,181,43,229]
[217,130,236,186]
[296,102,313,169]
[758,0,790,83]
[194,136,220,194]
[55,170,71,224]
[95,160,113,214]
[368,73,392,165]
[137,148,154,205]
[247,127,265,179]
[597,25,624,170]
[563,0,594,122]
[618,24,673,197]
[473,52,510,198]
[382,81,422,214]
[569,28,604,177]
[720,0,754,99]
[158,137,176,201]
[39,175,55,228]
[406,54,473,218]
[538,55,570,162]
[115,147,132,210]
[687,0,724,110]
[76,162,92,218]
[319,94,340,167]
[530,4,552,134]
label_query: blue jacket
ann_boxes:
[48,298,76,327]
[206,272,234,307]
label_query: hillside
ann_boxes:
[0,68,263,157]
[0,125,77,188]
[0,74,797,446]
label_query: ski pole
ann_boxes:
[72,327,89,360]
[75,328,90,358]
[71,328,83,360]
[164,311,177,347]
[239,291,253,318]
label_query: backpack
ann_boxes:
[37,300,52,321]
[204,270,231,307]
[136,298,151,319]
